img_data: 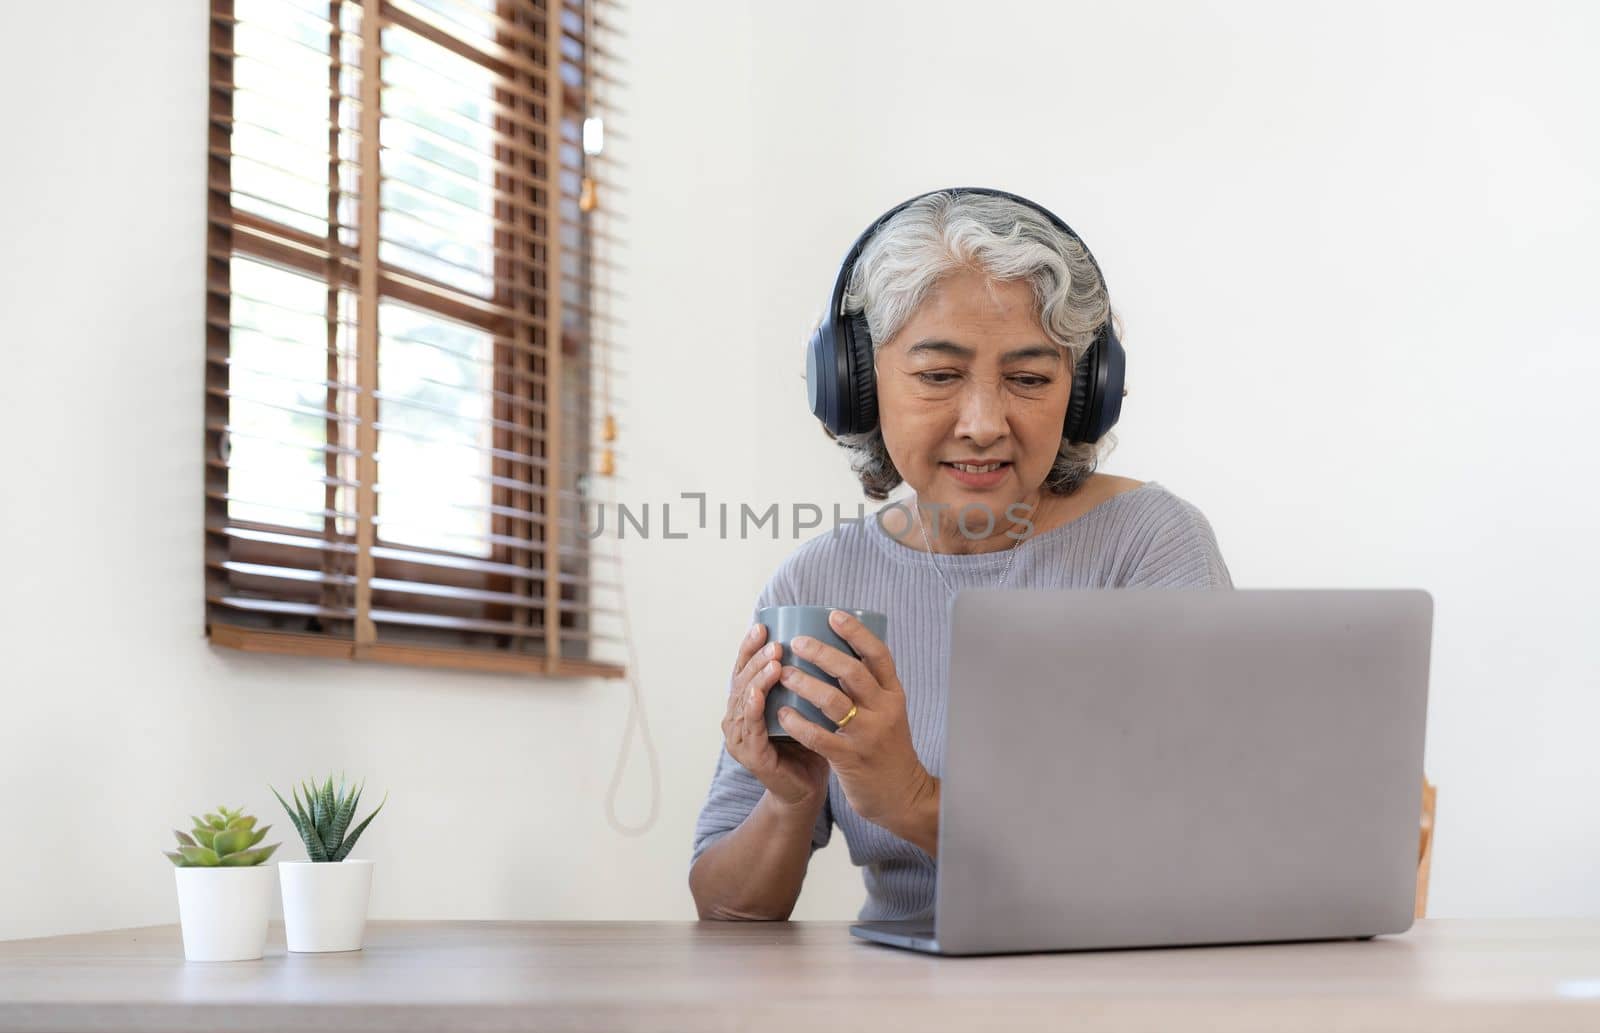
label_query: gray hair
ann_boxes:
[818,190,1120,501]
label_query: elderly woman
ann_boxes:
[688,188,1231,923]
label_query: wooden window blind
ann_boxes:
[204,0,627,678]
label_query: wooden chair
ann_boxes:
[1415,776,1437,918]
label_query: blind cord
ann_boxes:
[599,471,660,836]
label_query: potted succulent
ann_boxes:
[272,775,386,953]
[166,806,280,961]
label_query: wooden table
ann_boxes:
[2,920,1599,1032]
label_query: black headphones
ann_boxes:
[805,187,1125,443]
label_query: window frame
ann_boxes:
[203,0,622,679]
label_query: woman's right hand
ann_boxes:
[722,623,831,813]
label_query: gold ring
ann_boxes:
[835,703,859,730]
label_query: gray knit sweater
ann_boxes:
[690,480,1233,921]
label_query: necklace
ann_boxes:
[914,500,1028,597]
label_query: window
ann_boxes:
[204,0,626,678]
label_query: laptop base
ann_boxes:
[851,919,1388,957]
[849,920,941,954]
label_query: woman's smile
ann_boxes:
[939,459,1012,489]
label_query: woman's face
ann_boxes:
[874,267,1074,546]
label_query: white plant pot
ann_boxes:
[173,865,275,962]
[279,859,374,953]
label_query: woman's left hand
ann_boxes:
[775,609,935,833]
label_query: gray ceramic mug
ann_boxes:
[756,606,890,741]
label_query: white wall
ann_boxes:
[2,0,1596,940]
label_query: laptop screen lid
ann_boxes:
[932,588,1431,956]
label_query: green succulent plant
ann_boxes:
[166,806,280,866]
[271,774,386,862]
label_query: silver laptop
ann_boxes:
[851,588,1432,956]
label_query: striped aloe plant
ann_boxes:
[271,775,386,863]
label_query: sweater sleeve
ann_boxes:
[1124,494,1234,589]
[689,561,835,873]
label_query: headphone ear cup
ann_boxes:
[1064,334,1101,443]
[1064,323,1125,444]
[805,322,837,432]
[843,312,879,435]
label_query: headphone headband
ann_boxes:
[826,187,1114,344]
